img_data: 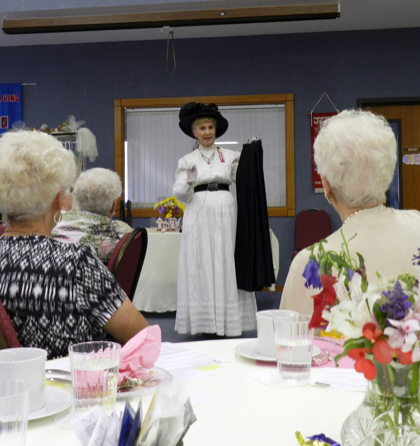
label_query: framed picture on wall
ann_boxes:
[387,119,403,209]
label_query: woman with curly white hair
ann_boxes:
[53,167,132,264]
[280,109,420,314]
[0,131,148,359]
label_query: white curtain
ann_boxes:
[126,104,286,208]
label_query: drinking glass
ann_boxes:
[256,309,298,358]
[273,313,313,381]
[69,341,121,416]
[0,379,30,446]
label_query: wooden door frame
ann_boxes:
[357,97,420,108]
[357,97,420,211]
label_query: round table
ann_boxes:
[27,338,363,446]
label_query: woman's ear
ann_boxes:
[192,126,197,139]
[54,191,65,211]
[110,200,117,217]
[321,175,332,197]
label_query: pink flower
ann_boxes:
[384,314,420,353]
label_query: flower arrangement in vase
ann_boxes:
[154,196,185,219]
[303,231,420,445]
[154,196,185,232]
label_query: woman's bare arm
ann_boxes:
[104,298,149,344]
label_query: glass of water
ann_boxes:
[69,341,121,416]
[273,313,313,382]
[0,380,29,446]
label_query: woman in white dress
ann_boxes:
[173,102,257,336]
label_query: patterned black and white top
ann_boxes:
[0,236,126,359]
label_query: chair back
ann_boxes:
[126,200,133,228]
[292,209,332,260]
[119,200,126,222]
[118,201,133,228]
[107,228,148,301]
[0,300,21,349]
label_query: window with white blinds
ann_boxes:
[125,104,286,208]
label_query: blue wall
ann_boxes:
[1,27,419,285]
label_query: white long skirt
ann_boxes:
[175,190,257,336]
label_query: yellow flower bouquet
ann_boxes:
[154,196,185,218]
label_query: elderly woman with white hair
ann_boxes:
[0,131,148,359]
[53,167,132,264]
[280,109,420,314]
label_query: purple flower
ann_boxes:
[413,248,420,265]
[380,280,412,320]
[302,259,322,289]
[348,269,354,281]
[157,205,164,213]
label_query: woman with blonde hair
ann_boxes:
[0,131,148,358]
[173,102,257,337]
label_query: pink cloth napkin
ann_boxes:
[118,325,162,384]
[313,338,354,369]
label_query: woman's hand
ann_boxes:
[186,163,197,185]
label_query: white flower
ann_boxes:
[413,342,420,362]
[323,273,380,338]
[384,313,420,352]
[323,301,365,338]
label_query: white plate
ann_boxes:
[117,367,173,399]
[28,386,73,421]
[235,339,321,362]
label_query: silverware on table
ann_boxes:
[45,369,71,377]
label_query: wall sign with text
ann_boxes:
[0,83,22,134]
[310,112,338,193]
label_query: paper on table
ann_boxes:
[155,342,228,372]
[46,357,71,372]
[46,342,227,381]
[310,368,367,392]
[170,369,215,386]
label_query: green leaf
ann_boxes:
[328,252,351,269]
[356,253,365,269]
[334,337,366,365]
[372,300,388,328]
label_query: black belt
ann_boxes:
[194,183,229,192]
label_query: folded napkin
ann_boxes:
[72,406,121,446]
[118,325,162,385]
[138,387,196,446]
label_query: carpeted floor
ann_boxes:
[142,292,281,343]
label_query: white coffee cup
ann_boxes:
[256,310,298,358]
[0,348,47,412]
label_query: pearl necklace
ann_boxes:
[342,210,361,225]
[199,147,216,165]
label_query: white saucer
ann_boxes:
[28,386,73,421]
[235,339,321,362]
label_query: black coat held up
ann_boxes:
[235,139,275,291]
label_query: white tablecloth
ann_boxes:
[132,229,280,312]
[26,338,362,446]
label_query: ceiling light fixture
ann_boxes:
[2,1,340,35]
